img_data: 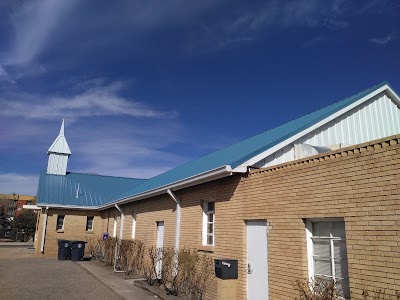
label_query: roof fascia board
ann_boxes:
[233,85,392,171]
[22,205,41,210]
[98,165,234,210]
[36,204,97,210]
[386,85,400,106]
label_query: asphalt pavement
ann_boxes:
[0,243,155,300]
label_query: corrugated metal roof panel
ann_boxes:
[37,171,147,206]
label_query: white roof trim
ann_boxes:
[233,84,399,171]
[36,204,97,210]
[22,205,41,210]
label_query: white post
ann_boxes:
[113,204,124,273]
[115,204,124,239]
[167,189,181,275]
[40,206,49,253]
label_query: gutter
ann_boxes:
[99,165,235,210]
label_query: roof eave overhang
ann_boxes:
[99,164,236,210]
[37,165,240,211]
[36,203,98,210]
[233,84,399,172]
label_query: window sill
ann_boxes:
[85,231,94,234]
[56,230,64,233]
[197,245,215,253]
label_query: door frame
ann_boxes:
[246,219,269,300]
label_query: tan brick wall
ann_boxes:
[35,209,102,257]
[34,135,400,300]
[120,194,176,248]
[226,135,400,299]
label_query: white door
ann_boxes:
[247,220,269,300]
[156,221,164,278]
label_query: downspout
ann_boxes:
[167,189,181,276]
[40,206,49,254]
[113,204,124,273]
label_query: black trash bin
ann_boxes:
[57,240,71,260]
[70,241,86,261]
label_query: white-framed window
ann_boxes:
[56,215,65,231]
[306,219,349,299]
[202,201,215,246]
[132,212,136,239]
[113,215,117,237]
[86,216,94,231]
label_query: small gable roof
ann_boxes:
[36,171,146,207]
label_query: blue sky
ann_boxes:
[0,0,399,195]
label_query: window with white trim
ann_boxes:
[86,216,94,231]
[306,219,349,299]
[132,212,136,239]
[56,215,65,231]
[202,201,215,246]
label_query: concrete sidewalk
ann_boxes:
[77,260,156,300]
[0,241,34,247]
[0,241,34,258]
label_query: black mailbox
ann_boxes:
[214,259,238,279]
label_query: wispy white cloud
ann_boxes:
[5,0,78,66]
[194,0,351,51]
[68,118,187,178]
[369,33,396,46]
[0,80,177,120]
[0,66,15,84]
[0,173,39,195]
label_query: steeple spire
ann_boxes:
[47,120,71,175]
[59,119,65,136]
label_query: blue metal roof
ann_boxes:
[37,82,391,207]
[36,171,147,207]
[115,81,389,201]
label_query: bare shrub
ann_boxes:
[143,246,162,286]
[102,237,117,266]
[160,248,214,299]
[127,239,145,274]
[85,235,99,257]
[118,239,145,275]
[293,278,342,300]
[159,247,176,288]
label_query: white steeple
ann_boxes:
[47,119,71,175]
